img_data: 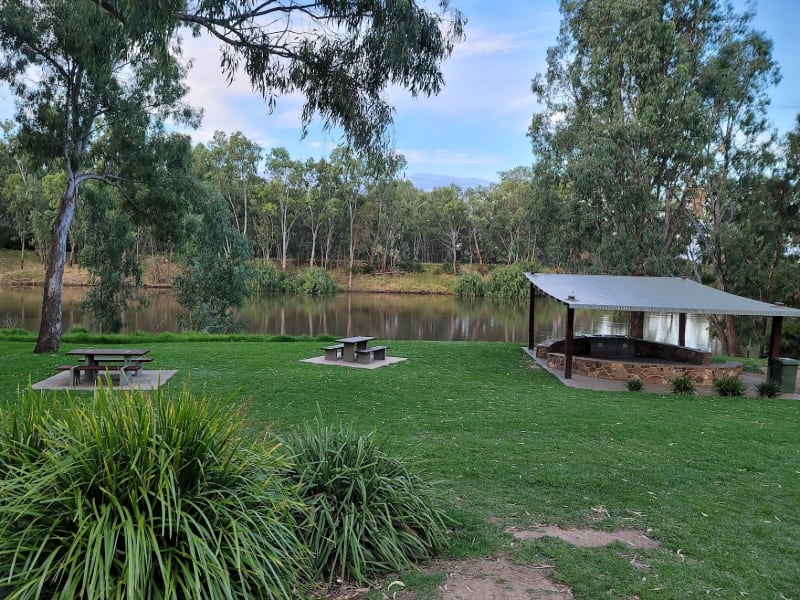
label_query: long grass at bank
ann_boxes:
[0,338,798,599]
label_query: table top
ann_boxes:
[65,348,150,357]
[336,336,376,344]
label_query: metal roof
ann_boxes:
[524,273,800,317]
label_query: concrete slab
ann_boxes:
[301,355,407,369]
[32,370,178,391]
[523,347,800,399]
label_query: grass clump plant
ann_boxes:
[670,374,696,395]
[713,375,747,397]
[626,377,644,391]
[484,260,539,302]
[0,386,309,600]
[756,379,781,398]
[283,421,450,585]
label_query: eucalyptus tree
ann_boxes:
[265,147,306,270]
[330,147,367,288]
[430,185,467,274]
[194,131,262,238]
[0,0,197,352]
[1,0,465,352]
[529,0,713,276]
[304,157,340,268]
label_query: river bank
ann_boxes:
[0,249,461,294]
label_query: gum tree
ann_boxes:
[0,0,465,352]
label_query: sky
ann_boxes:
[1,1,799,188]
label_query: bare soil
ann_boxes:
[317,525,659,600]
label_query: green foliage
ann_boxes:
[756,379,781,398]
[283,421,449,585]
[453,273,485,299]
[248,260,288,293]
[626,377,644,392]
[670,375,697,396]
[300,267,337,295]
[713,375,747,397]
[0,386,309,599]
[174,197,253,333]
[398,260,424,273]
[485,261,539,302]
[75,184,143,333]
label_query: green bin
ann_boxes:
[767,357,799,393]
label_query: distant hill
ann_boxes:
[406,173,495,192]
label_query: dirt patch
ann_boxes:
[429,556,573,600]
[315,524,658,599]
[506,525,659,549]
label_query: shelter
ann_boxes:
[525,273,800,379]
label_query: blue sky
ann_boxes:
[1,1,798,187]
[177,0,800,186]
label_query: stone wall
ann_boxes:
[545,353,741,385]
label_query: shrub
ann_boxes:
[453,273,486,299]
[756,379,781,398]
[0,387,309,600]
[713,375,747,397]
[484,260,539,302]
[626,377,644,392]
[248,259,285,293]
[301,267,338,295]
[283,421,450,585]
[670,375,696,395]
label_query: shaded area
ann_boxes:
[32,370,178,391]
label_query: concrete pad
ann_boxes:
[32,370,178,391]
[301,355,407,369]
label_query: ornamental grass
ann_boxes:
[283,421,450,585]
[0,386,309,600]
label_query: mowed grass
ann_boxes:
[0,338,798,599]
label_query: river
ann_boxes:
[0,286,715,349]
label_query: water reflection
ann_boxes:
[0,286,713,348]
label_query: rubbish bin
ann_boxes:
[767,357,799,393]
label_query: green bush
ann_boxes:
[485,260,539,302]
[283,422,450,585]
[301,267,338,295]
[248,259,285,293]
[670,375,697,395]
[626,377,644,392]
[0,387,309,600]
[453,273,486,299]
[713,375,747,397]
[756,379,781,398]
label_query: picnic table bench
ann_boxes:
[355,345,388,364]
[322,343,344,361]
[57,363,142,386]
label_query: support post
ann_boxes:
[528,283,536,350]
[678,313,687,347]
[565,307,575,379]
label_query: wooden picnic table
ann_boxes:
[64,348,150,384]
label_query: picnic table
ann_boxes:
[336,336,375,362]
[62,348,151,385]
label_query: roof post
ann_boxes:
[528,282,536,350]
[679,313,686,347]
[565,307,575,379]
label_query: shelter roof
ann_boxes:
[524,273,800,318]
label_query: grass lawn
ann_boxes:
[1,337,798,599]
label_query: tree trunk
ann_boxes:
[35,184,77,353]
[628,311,645,339]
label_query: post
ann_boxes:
[565,307,575,379]
[678,313,686,347]
[528,283,536,350]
